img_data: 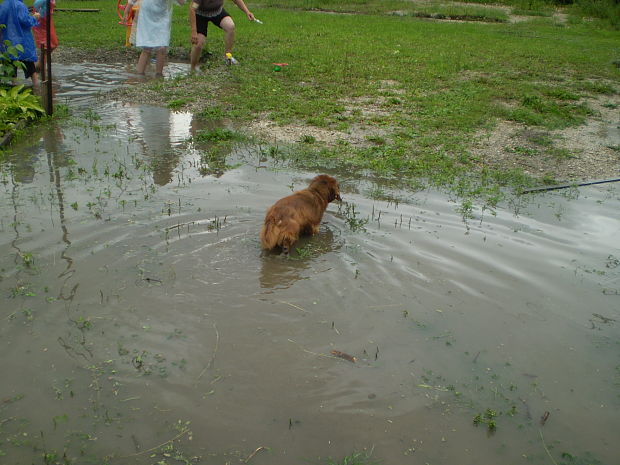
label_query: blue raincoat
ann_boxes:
[0,0,39,62]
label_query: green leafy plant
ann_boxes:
[0,85,45,128]
[473,408,498,432]
[168,98,191,109]
[559,451,603,465]
[0,37,25,86]
[301,134,317,144]
[294,243,315,259]
[193,127,239,142]
[340,201,368,232]
[0,36,45,136]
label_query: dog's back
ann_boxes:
[260,175,341,254]
[260,192,321,253]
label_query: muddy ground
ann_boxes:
[53,46,620,183]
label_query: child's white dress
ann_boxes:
[135,0,178,49]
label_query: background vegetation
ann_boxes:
[0,40,45,139]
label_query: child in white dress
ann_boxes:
[125,0,185,76]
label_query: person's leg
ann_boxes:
[190,34,206,72]
[137,49,151,74]
[24,62,39,87]
[219,16,235,56]
[190,14,209,72]
[155,47,167,76]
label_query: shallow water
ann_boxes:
[1,65,619,465]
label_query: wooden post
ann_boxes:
[39,44,46,81]
[40,43,51,114]
[44,0,53,115]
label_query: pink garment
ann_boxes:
[33,0,58,50]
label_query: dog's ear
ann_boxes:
[327,179,341,202]
[329,183,341,202]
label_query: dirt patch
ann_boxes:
[394,1,561,24]
[247,116,389,147]
[247,92,397,147]
[246,79,403,147]
[247,116,357,145]
[472,94,620,181]
[553,12,569,25]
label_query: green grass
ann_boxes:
[192,127,241,142]
[52,1,620,207]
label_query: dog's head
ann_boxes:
[309,174,342,203]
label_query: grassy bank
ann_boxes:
[54,1,620,207]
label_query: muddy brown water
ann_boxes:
[1,64,619,465]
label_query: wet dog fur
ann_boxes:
[260,175,342,254]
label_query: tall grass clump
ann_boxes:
[455,0,620,28]
[572,0,620,28]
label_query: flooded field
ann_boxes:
[1,65,619,465]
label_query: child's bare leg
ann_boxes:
[137,50,151,74]
[155,47,167,76]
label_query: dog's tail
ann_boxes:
[260,219,298,254]
[260,221,279,250]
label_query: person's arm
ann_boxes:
[231,0,254,21]
[16,3,40,26]
[189,3,199,44]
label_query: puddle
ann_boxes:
[39,61,189,107]
[0,64,619,465]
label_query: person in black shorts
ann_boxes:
[189,0,255,72]
[0,0,41,87]
[4,61,37,84]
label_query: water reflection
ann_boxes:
[108,102,238,185]
[50,62,188,107]
[259,254,310,289]
[36,62,240,187]
[119,105,193,185]
[259,226,341,289]
[47,151,77,301]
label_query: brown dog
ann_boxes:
[260,174,342,254]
